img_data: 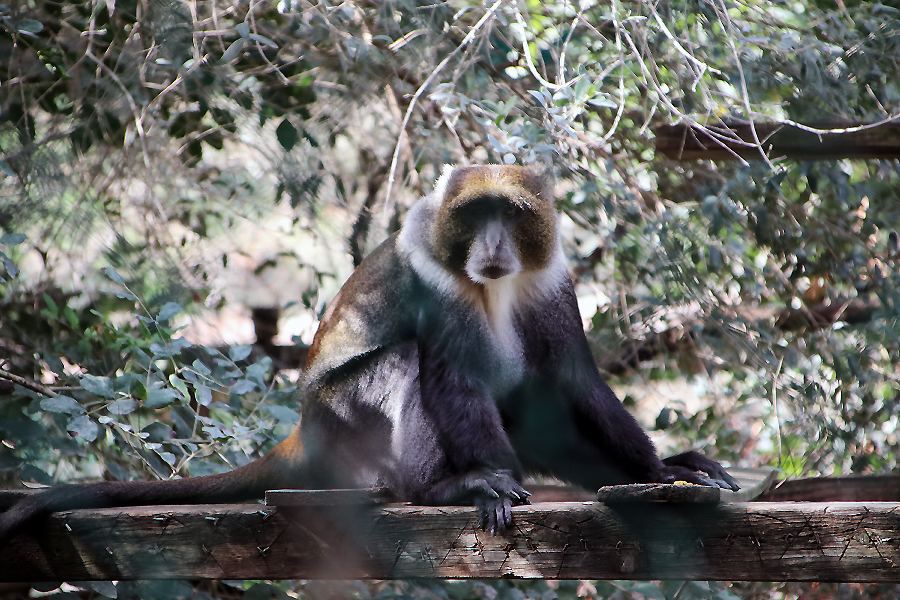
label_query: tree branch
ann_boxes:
[0,370,58,398]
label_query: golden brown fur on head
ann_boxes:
[432,165,557,276]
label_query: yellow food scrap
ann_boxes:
[672,481,697,486]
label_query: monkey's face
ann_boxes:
[454,196,527,284]
[432,166,557,285]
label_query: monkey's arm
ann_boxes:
[416,339,530,535]
[523,280,738,490]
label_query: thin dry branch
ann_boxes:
[0,370,58,398]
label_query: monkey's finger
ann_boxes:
[511,485,530,501]
[695,466,739,490]
[698,464,740,490]
[488,476,529,503]
[493,502,508,536]
[716,471,740,491]
[711,477,740,491]
[682,472,717,487]
[466,479,500,499]
[483,501,500,536]
[663,466,717,487]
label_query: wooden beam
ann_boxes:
[760,474,900,502]
[654,122,900,160]
[2,501,900,582]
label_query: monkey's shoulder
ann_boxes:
[305,234,420,383]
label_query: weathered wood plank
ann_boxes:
[654,122,900,160]
[760,475,900,502]
[2,501,900,582]
[596,468,777,503]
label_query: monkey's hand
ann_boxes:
[661,451,740,491]
[423,469,530,536]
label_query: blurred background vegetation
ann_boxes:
[1,0,899,598]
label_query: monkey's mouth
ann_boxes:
[479,264,512,279]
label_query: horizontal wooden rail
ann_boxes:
[654,122,900,160]
[2,500,900,582]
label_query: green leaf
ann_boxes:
[20,464,53,486]
[231,379,257,394]
[142,422,173,442]
[108,398,138,415]
[191,358,211,376]
[102,266,125,285]
[64,306,78,328]
[266,404,300,425]
[0,233,26,245]
[67,415,99,441]
[229,345,252,361]
[144,388,179,409]
[708,246,723,272]
[245,361,269,386]
[42,293,59,318]
[248,33,277,48]
[168,374,189,400]
[102,288,138,301]
[130,379,147,400]
[220,38,244,64]
[276,118,299,151]
[158,451,177,466]
[157,302,182,322]
[44,354,65,376]
[81,374,117,399]
[0,250,18,278]
[150,337,191,358]
[587,95,617,108]
[41,395,86,416]
[16,19,43,34]
[196,384,212,406]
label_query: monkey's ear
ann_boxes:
[428,165,458,208]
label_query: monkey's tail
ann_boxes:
[0,429,308,542]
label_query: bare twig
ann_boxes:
[382,0,508,223]
[0,371,59,398]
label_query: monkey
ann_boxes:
[0,165,737,540]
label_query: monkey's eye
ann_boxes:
[503,204,521,219]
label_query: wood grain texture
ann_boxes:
[2,501,900,582]
[596,468,777,504]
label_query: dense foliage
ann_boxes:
[1,0,899,598]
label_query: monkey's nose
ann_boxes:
[484,221,504,256]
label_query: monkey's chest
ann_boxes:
[480,312,526,395]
